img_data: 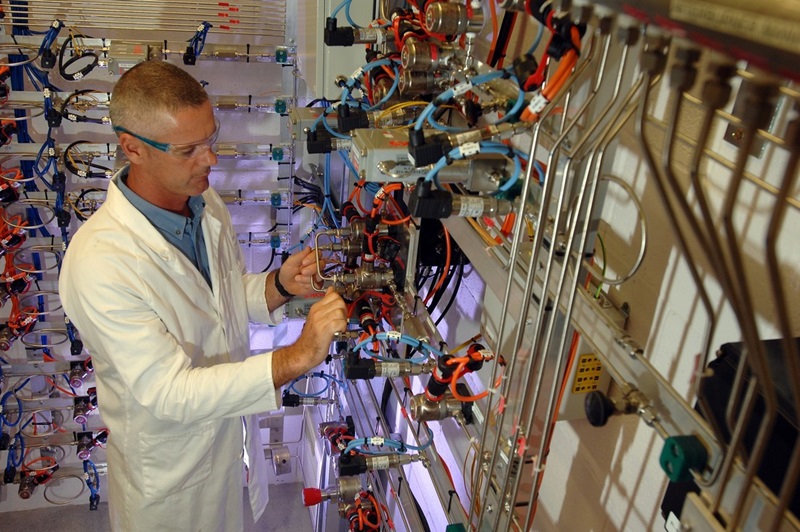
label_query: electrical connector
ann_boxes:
[3,465,15,484]
[337,106,369,132]
[408,188,453,219]
[183,46,197,66]
[324,17,356,47]
[40,49,57,69]
[407,129,449,167]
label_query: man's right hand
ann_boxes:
[271,287,347,389]
[298,287,348,366]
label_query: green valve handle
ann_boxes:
[272,147,284,161]
[445,525,467,532]
[659,435,708,483]
[274,99,287,114]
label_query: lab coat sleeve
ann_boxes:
[60,252,279,424]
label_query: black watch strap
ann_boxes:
[273,268,295,298]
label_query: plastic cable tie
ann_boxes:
[452,81,474,97]
[369,436,385,446]
[458,142,480,158]
[497,395,506,413]
[350,67,365,80]
[527,93,549,115]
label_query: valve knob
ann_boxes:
[584,390,615,427]
[302,487,323,507]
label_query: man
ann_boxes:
[59,60,347,531]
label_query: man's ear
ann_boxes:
[117,133,148,165]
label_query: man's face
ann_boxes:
[130,101,219,207]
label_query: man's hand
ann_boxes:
[296,287,347,365]
[271,288,348,388]
[278,247,324,296]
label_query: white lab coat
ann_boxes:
[59,176,280,531]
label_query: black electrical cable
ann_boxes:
[261,248,277,273]
[62,141,112,178]
[488,11,518,68]
[435,257,464,326]
[59,89,108,124]
[426,263,456,315]
[58,35,99,81]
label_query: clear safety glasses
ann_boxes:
[113,119,220,159]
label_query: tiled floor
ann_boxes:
[1,484,312,531]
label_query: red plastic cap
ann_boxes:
[303,488,322,507]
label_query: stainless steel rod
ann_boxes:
[486,27,603,531]
[764,115,800,531]
[472,29,600,530]
[658,51,721,441]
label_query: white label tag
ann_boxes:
[664,512,682,532]
[371,456,391,470]
[380,363,401,378]
[458,197,484,218]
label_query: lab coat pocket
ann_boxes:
[139,421,214,500]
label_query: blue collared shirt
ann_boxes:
[116,169,212,288]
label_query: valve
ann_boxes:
[338,452,423,477]
[73,389,97,424]
[0,323,16,351]
[18,472,36,499]
[75,428,109,460]
[584,387,652,427]
[0,225,27,252]
[409,385,474,424]
[68,358,94,389]
[302,476,361,507]
[425,1,484,35]
[401,38,458,72]
[0,121,17,147]
[0,180,18,204]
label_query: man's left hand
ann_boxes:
[278,247,324,296]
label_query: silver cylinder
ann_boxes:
[409,393,463,422]
[426,2,484,35]
[353,27,386,44]
[451,196,514,218]
[401,40,456,71]
[338,476,361,502]
[399,70,437,96]
[371,76,400,107]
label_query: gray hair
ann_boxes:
[109,61,209,137]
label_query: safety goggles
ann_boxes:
[113,119,220,159]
